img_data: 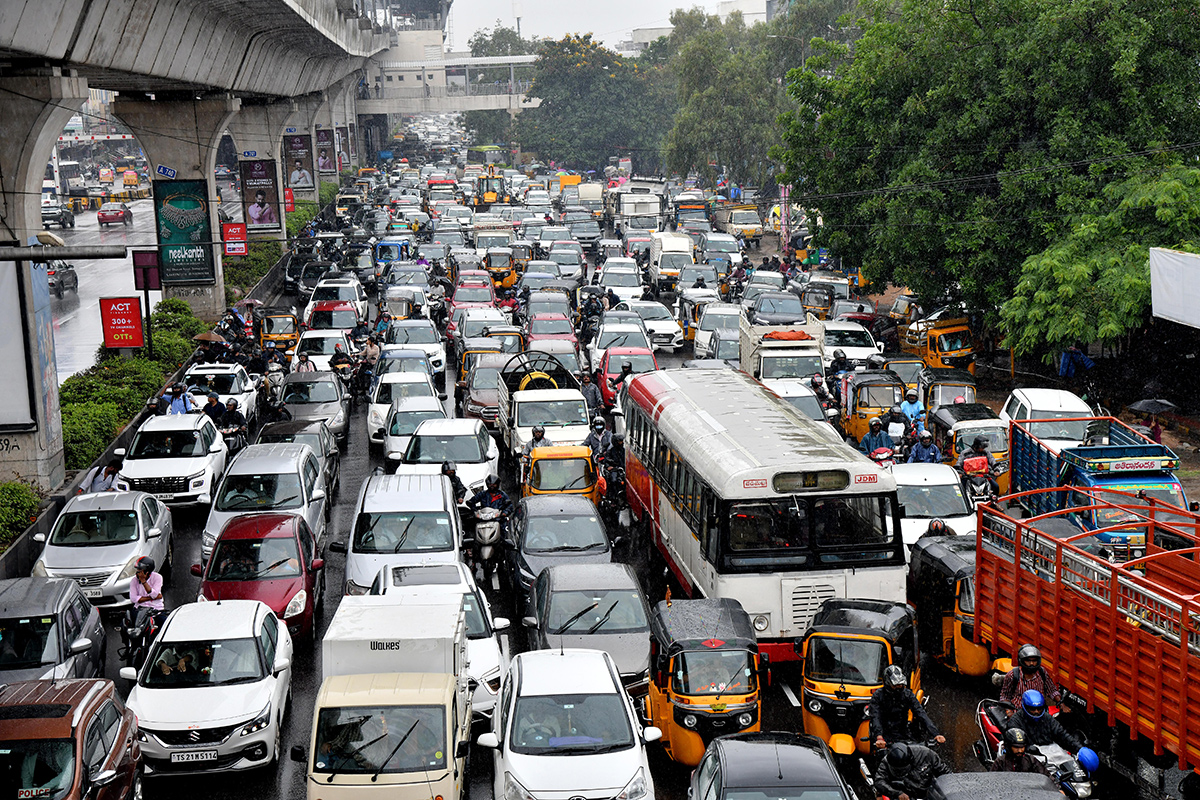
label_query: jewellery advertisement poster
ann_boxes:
[152,179,215,283]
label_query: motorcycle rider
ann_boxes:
[127,556,166,631]
[639,284,656,301]
[692,275,708,289]
[810,373,835,409]
[330,342,355,371]
[920,518,950,539]
[580,372,604,419]
[957,435,999,495]
[609,361,635,394]
[900,388,925,432]
[999,644,1065,713]
[219,398,248,452]
[870,665,945,749]
[827,348,851,376]
[466,474,514,517]
[441,461,467,505]
[907,430,942,463]
[991,728,1050,776]
[858,417,895,455]
[604,432,626,471]
[1007,690,1083,753]
[874,742,951,800]
[361,335,381,367]
[583,417,612,460]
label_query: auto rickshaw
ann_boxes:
[510,240,534,272]
[888,293,923,324]
[916,367,977,412]
[486,247,520,290]
[645,597,763,766]
[901,316,977,373]
[799,284,835,319]
[926,403,1010,493]
[795,598,921,757]
[676,287,721,343]
[907,535,992,677]
[456,337,504,387]
[381,286,416,321]
[837,370,906,443]
[481,323,525,354]
[255,308,300,351]
[866,354,926,392]
[597,238,623,263]
[521,445,601,504]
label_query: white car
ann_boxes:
[618,300,684,352]
[599,268,643,305]
[598,256,638,276]
[385,318,448,378]
[120,600,293,774]
[821,320,884,369]
[293,329,355,372]
[999,387,1092,453]
[588,323,653,372]
[183,363,260,422]
[892,462,977,553]
[370,561,510,721]
[382,396,448,463]
[693,302,742,359]
[368,372,439,445]
[114,414,228,505]
[393,418,500,498]
[478,649,659,800]
[762,379,833,423]
[302,277,368,322]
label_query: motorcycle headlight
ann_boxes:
[31,560,48,577]
[345,580,369,596]
[504,772,536,800]
[240,704,272,737]
[117,557,140,581]
[284,589,308,619]
[189,470,206,489]
[616,768,648,800]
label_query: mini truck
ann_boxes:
[738,317,825,382]
[1009,415,1192,560]
[496,351,591,461]
[712,203,763,247]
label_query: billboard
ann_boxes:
[152,179,215,283]
[316,129,336,174]
[239,159,281,232]
[100,297,145,348]
[349,123,357,157]
[282,134,315,190]
[336,126,350,170]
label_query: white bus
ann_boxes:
[621,368,907,664]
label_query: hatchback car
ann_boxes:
[114,414,228,505]
[280,371,350,442]
[589,323,653,373]
[368,372,439,446]
[394,418,500,497]
[120,600,293,774]
[303,277,368,321]
[597,347,658,409]
[385,318,447,379]
[382,396,448,464]
[255,418,341,499]
[0,578,107,681]
[96,202,132,226]
[33,491,174,608]
[47,258,79,297]
[690,732,854,800]
[195,512,325,639]
[617,300,684,352]
[304,300,362,333]
[525,312,578,349]
[41,201,75,228]
[292,329,355,372]
[748,291,807,325]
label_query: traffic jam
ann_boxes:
[4,120,1197,800]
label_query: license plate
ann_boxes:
[170,750,217,763]
[1128,535,1146,545]
[81,588,102,599]
[154,493,174,501]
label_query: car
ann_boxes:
[477,649,659,800]
[183,362,261,424]
[394,418,500,497]
[302,277,368,322]
[120,599,293,774]
[517,271,558,295]
[998,387,1092,452]
[709,329,741,362]
[292,329,355,371]
[525,312,578,349]
[546,249,585,283]
[692,302,742,359]
[461,353,508,428]
[449,280,497,317]
[41,201,75,228]
[194,512,326,639]
[0,577,107,680]
[500,495,614,618]
[589,323,653,373]
[892,463,977,550]
[46,258,79,297]
[525,291,573,321]
[303,299,362,333]
[382,395,448,463]
[113,414,228,505]
[762,380,832,423]
[369,561,510,721]
[690,732,855,800]
[450,306,507,358]
[374,348,436,394]
[599,267,643,304]
[368,371,439,446]
[524,563,651,692]
[297,260,337,299]
[385,318,448,379]
[696,231,743,267]
[617,300,684,352]
[278,371,350,441]
[748,291,807,325]
[822,320,885,368]
[255,418,341,499]
[96,202,132,226]
[0,678,142,800]
[33,491,175,608]
[596,347,658,409]
[200,443,329,561]
[739,284,773,314]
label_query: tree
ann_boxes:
[463,23,540,148]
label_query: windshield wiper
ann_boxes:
[586,601,619,634]
[326,731,390,782]
[371,719,420,782]
[539,542,604,553]
[561,473,590,491]
[554,602,599,635]
[558,741,630,754]
[393,515,417,553]
[253,558,292,578]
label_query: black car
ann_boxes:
[690,732,854,800]
[499,495,615,618]
[47,259,78,297]
[299,260,336,298]
[749,291,808,325]
[255,418,342,497]
[41,202,75,229]
[0,577,107,682]
[928,773,1064,800]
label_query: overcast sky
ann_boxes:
[447,0,719,49]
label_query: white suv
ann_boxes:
[114,414,228,505]
[183,363,260,423]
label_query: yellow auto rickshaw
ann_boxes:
[256,309,300,351]
[866,354,926,393]
[916,367,977,412]
[482,324,525,354]
[837,370,906,444]
[795,599,921,757]
[486,247,519,290]
[800,284,835,319]
[511,240,534,271]
[901,316,977,373]
[521,445,601,504]
[645,597,763,766]
[926,403,1010,493]
[676,287,721,343]
[907,535,994,677]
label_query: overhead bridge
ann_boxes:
[358,54,541,113]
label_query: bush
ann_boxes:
[150,297,209,336]
[319,181,339,207]
[224,240,283,294]
[154,298,192,315]
[61,402,123,471]
[60,357,167,419]
[149,329,196,372]
[0,481,41,544]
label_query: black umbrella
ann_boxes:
[1127,398,1177,415]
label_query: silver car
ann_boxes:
[280,371,350,442]
[31,491,174,608]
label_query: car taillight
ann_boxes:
[47,270,55,276]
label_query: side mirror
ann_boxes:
[311,558,325,571]
[476,732,499,749]
[643,726,663,743]
[492,617,510,631]
[33,533,45,543]
[198,493,212,505]
[209,442,223,454]
[90,768,119,788]
[69,637,92,656]
[119,666,137,681]
[455,740,470,759]
[522,616,538,629]
[438,391,448,401]
[113,448,127,457]
[290,745,307,763]
[273,656,292,676]
[147,526,162,539]
[876,342,885,352]
[311,488,326,502]
[190,563,204,577]
[329,540,348,553]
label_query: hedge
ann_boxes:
[61,403,123,471]
[0,481,40,546]
[60,357,167,420]
[224,240,283,295]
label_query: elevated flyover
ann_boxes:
[359,54,541,113]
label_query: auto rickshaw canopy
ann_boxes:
[649,597,758,660]
[917,367,978,409]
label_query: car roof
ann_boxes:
[218,512,298,540]
[299,329,347,338]
[227,443,314,473]
[137,413,207,432]
[411,418,481,436]
[185,363,240,375]
[892,462,962,485]
[384,562,471,590]
[516,649,619,696]
[521,494,600,516]
[362,473,450,512]
[1010,387,1090,411]
[257,419,330,437]
[0,679,112,741]
[284,370,339,383]
[388,396,445,414]
[715,732,840,788]
[0,577,75,617]
[544,563,638,591]
[62,490,144,513]
[162,599,264,641]
[311,300,357,310]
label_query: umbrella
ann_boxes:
[236,298,263,308]
[1127,398,1177,415]
[192,331,226,343]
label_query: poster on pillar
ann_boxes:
[316,129,336,174]
[153,179,216,284]
[239,160,282,232]
[349,123,357,158]
[283,135,315,190]
[336,127,350,171]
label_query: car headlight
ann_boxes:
[31,560,47,577]
[284,589,308,619]
[115,478,130,491]
[118,557,140,581]
[134,728,148,743]
[345,580,369,596]
[483,668,502,694]
[466,402,484,415]
[504,772,536,800]
[616,768,648,800]
[332,410,346,426]
[240,704,272,737]
[368,409,383,426]
[752,613,770,632]
[808,699,822,713]
[202,531,216,550]
[188,470,206,489]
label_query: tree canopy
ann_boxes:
[462,23,540,147]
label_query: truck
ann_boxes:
[900,315,977,373]
[672,190,709,229]
[577,182,604,219]
[649,231,694,294]
[300,594,473,800]
[606,176,667,236]
[1008,416,1192,561]
[496,351,591,460]
[738,316,826,381]
[712,203,764,248]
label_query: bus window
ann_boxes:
[812,496,897,562]
[728,501,808,557]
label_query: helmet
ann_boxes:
[485,474,500,489]
[885,743,912,769]
[1003,727,1027,750]
[833,349,846,360]
[906,389,917,400]
[441,461,456,474]
[335,343,345,351]
[612,433,625,444]
[926,518,948,536]
[869,417,882,429]
[953,395,966,404]
[890,404,903,417]
[135,556,155,574]
[225,398,239,409]
[592,417,606,431]
[532,425,546,438]
[883,664,905,688]
[973,435,989,450]
[811,373,824,387]
[919,429,932,441]
[1022,690,1046,717]
[621,361,633,371]
[1077,747,1100,774]
[1017,643,1042,671]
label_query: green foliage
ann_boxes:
[0,481,41,544]
[154,298,192,315]
[464,111,512,147]
[148,329,195,372]
[60,357,167,420]
[224,240,283,294]
[319,181,339,207]
[61,402,123,472]
[150,307,207,338]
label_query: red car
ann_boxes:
[97,202,132,226]
[525,312,578,349]
[455,269,492,287]
[192,513,325,639]
[449,280,496,317]
[597,346,658,408]
[305,300,361,332]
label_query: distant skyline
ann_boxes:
[446,0,720,49]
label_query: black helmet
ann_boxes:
[973,435,989,450]
[926,519,948,537]
[885,742,912,769]
[533,425,546,438]
[612,433,625,444]
[135,556,155,574]
[441,461,456,474]
[833,349,846,360]
[621,361,633,372]
[1004,727,1027,750]
[1017,643,1041,671]
[883,664,905,688]
[485,474,500,489]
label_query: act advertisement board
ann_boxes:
[100,297,145,348]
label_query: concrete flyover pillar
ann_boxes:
[0,69,89,489]
[225,99,297,243]
[113,94,241,319]
[288,94,326,204]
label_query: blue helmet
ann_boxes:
[1022,689,1046,717]
[1077,746,1100,774]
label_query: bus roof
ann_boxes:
[626,369,893,499]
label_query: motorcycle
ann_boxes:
[118,607,168,669]
[868,446,897,469]
[599,463,631,530]
[469,506,504,585]
[219,425,248,456]
[259,397,291,424]
[972,699,1097,799]
[960,455,997,507]
[858,738,944,800]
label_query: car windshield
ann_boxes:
[284,380,341,404]
[930,384,976,407]
[606,354,656,376]
[758,295,804,314]
[377,357,430,378]
[376,244,401,261]
[897,481,971,519]
[601,271,640,288]
[570,221,601,235]
[216,472,304,511]
[632,304,670,322]
[1025,412,1089,442]
[937,332,973,352]
[389,410,445,436]
[404,433,485,463]
[760,355,824,380]
[264,316,296,335]
[462,318,502,339]
[298,336,344,355]
[884,361,923,386]
[858,384,903,407]
[680,267,719,285]
[517,400,588,428]
[258,431,323,453]
[715,338,740,361]
[208,536,302,580]
[434,232,464,246]
[530,317,573,335]
[143,637,264,686]
[186,373,238,394]
[354,512,454,552]
[388,270,425,286]
[523,512,607,553]
[833,300,874,316]
[128,429,205,459]
[0,615,61,669]
[373,380,434,406]
[547,589,646,634]
[549,252,580,266]
[805,636,888,686]
[731,211,760,224]
[314,705,446,775]
[469,368,500,390]
[520,275,553,292]
[659,253,692,271]
[302,264,332,281]
[529,457,595,492]
[825,328,874,348]
[312,286,357,303]
[1,738,75,800]
[705,239,737,253]
[598,329,648,350]
[454,286,492,303]
[529,299,569,316]
[1091,484,1186,525]
[50,510,139,546]
[673,649,757,696]
[510,693,633,755]
[478,235,510,248]
[700,312,738,331]
[310,309,359,330]
[780,393,825,421]
[387,326,440,345]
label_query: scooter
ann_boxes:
[868,447,897,469]
[972,699,1097,799]
[118,606,168,669]
[858,738,943,800]
[469,507,504,586]
[960,455,996,507]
